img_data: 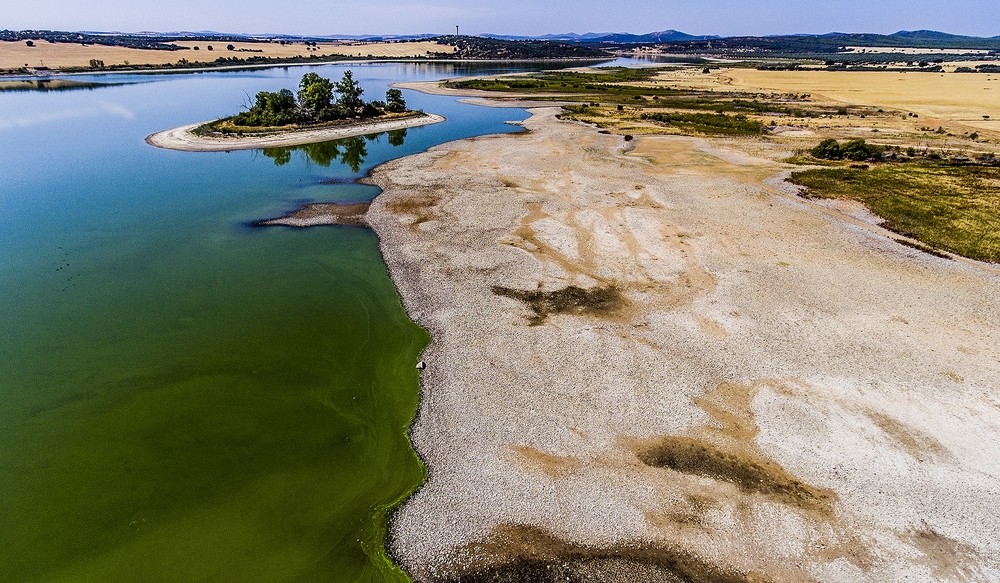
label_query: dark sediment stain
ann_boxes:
[635,436,836,514]
[491,284,625,325]
[634,381,837,515]
[433,525,777,583]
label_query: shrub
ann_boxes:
[640,112,765,136]
[812,139,884,162]
[811,139,842,159]
[842,139,883,161]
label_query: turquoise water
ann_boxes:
[0,62,538,582]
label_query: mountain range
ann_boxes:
[480,30,719,43]
[15,28,1000,50]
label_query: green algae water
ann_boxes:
[0,62,543,582]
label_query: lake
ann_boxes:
[0,60,573,582]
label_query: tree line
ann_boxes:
[232,71,408,127]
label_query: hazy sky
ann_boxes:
[5,0,999,37]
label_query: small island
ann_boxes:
[146,70,444,151]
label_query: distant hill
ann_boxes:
[482,29,999,50]
[4,28,998,55]
[482,30,718,43]
[645,30,1000,53]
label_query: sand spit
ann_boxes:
[366,106,1000,582]
[145,113,445,152]
[254,202,370,228]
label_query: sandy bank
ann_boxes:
[392,80,571,108]
[254,202,369,228]
[145,113,445,152]
[366,106,1000,581]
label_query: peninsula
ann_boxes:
[366,65,1000,581]
[147,70,444,151]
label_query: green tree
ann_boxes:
[234,89,298,126]
[334,70,365,117]
[298,72,334,119]
[385,88,407,113]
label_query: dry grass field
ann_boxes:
[320,41,453,58]
[657,68,1000,131]
[0,40,452,70]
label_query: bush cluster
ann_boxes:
[811,138,885,161]
[639,111,765,135]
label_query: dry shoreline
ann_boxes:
[145,113,445,152]
[365,104,1000,581]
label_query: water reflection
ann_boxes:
[0,79,125,92]
[261,128,406,171]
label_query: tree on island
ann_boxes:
[236,88,298,126]
[385,88,407,113]
[298,72,334,120]
[334,70,365,117]
[230,71,411,128]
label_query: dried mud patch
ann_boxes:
[635,436,836,514]
[632,381,837,515]
[383,193,442,228]
[491,284,626,325]
[905,525,985,582]
[509,445,582,478]
[866,410,953,463]
[434,525,775,583]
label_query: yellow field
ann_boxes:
[0,40,452,70]
[321,41,453,58]
[656,68,1000,131]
